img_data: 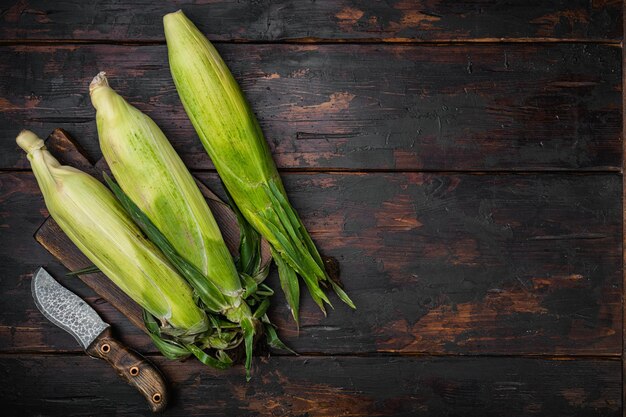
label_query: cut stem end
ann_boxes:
[89,71,109,94]
[16,130,45,154]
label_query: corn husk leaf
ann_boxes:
[107,174,275,376]
[221,181,269,284]
[185,343,232,370]
[91,72,242,300]
[271,247,300,326]
[65,265,100,276]
[164,10,354,322]
[104,173,230,314]
[143,310,191,360]
[263,320,297,355]
[18,130,208,334]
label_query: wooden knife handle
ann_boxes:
[86,328,168,412]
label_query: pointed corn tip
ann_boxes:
[163,9,184,25]
[89,71,108,94]
[16,130,45,154]
[163,9,197,44]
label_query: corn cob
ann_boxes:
[17,130,208,336]
[89,74,272,377]
[164,10,355,323]
[89,72,245,317]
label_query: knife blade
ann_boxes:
[31,267,168,412]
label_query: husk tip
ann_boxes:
[163,9,191,36]
[163,9,184,23]
[89,71,109,94]
[16,130,44,154]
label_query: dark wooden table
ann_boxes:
[1,1,624,416]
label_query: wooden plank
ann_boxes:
[1,43,621,172]
[45,128,96,172]
[0,354,620,416]
[622,3,625,413]
[255,171,623,355]
[1,171,621,355]
[0,0,621,42]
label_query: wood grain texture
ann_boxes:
[0,43,621,171]
[0,354,620,417]
[0,0,621,42]
[45,128,96,172]
[1,1,622,415]
[85,328,168,413]
[2,171,621,355]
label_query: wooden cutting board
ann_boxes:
[34,128,271,332]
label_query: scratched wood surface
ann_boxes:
[1,355,621,417]
[2,170,622,355]
[0,1,623,416]
[0,43,621,171]
[0,0,622,41]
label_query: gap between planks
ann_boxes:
[1,168,623,175]
[0,351,620,361]
[0,38,622,47]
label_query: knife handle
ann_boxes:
[86,328,168,412]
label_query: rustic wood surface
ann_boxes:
[0,43,621,171]
[6,170,621,355]
[33,129,271,335]
[0,1,623,416]
[0,0,621,42]
[1,355,621,417]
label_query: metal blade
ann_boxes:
[31,267,109,349]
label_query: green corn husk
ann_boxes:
[16,130,208,336]
[105,172,266,377]
[164,10,355,323]
[18,130,277,376]
[89,74,281,378]
[89,72,243,312]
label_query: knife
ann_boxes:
[31,267,168,412]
